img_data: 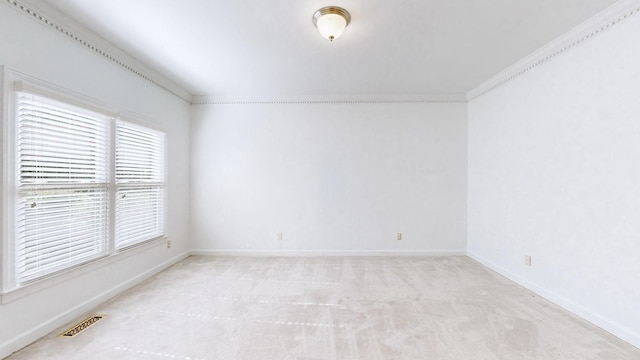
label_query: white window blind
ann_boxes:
[115,121,165,249]
[15,92,111,282]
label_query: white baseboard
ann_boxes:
[467,250,640,350]
[189,249,467,257]
[0,251,190,359]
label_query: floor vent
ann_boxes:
[60,315,106,337]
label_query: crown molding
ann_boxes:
[2,0,193,103]
[192,93,468,105]
[467,0,640,101]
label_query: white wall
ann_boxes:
[191,102,467,254]
[467,10,640,348]
[0,4,190,357]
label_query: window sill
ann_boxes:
[0,237,167,305]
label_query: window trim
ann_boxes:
[1,67,168,298]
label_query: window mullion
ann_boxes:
[109,117,117,255]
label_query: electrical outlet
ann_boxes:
[167,239,172,249]
[525,255,531,266]
[396,232,402,241]
[277,232,283,241]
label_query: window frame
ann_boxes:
[1,67,168,299]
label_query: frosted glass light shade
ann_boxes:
[317,13,347,41]
[312,7,351,41]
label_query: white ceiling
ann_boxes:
[43,0,618,97]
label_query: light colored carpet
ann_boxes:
[7,256,639,359]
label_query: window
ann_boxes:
[115,121,165,249]
[5,76,166,288]
[15,92,111,282]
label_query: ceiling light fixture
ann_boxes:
[312,6,351,41]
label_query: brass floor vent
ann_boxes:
[60,315,106,337]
